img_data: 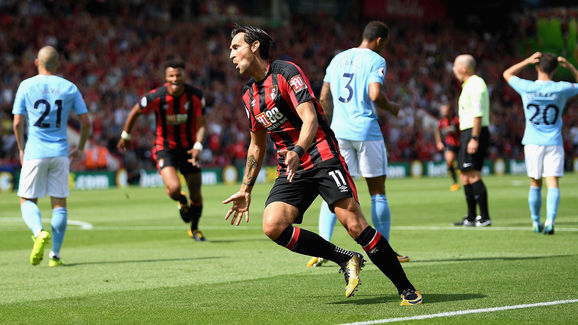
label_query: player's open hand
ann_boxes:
[222,191,251,226]
[278,149,300,182]
[187,148,201,167]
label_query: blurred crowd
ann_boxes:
[1,1,577,172]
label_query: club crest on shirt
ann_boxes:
[268,85,279,100]
[289,75,307,93]
[184,101,190,110]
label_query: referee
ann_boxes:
[451,54,492,227]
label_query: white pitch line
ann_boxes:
[340,299,578,325]
[0,217,93,230]
[67,219,94,230]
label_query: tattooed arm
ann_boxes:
[223,129,267,225]
[241,129,267,188]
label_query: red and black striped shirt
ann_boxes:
[241,60,342,175]
[438,116,460,147]
[139,83,204,152]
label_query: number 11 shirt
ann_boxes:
[241,60,341,175]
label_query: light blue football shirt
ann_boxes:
[12,75,88,160]
[508,76,578,146]
[324,48,385,141]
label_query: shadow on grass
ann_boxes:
[415,254,576,263]
[65,256,222,267]
[329,293,486,305]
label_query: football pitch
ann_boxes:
[1,174,577,324]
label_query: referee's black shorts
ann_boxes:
[458,127,490,171]
[265,158,358,224]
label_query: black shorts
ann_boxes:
[155,149,200,175]
[445,145,459,154]
[458,127,489,171]
[265,158,358,224]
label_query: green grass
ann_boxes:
[0,174,577,324]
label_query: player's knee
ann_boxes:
[344,219,367,238]
[262,218,287,240]
[262,217,280,237]
[335,205,369,238]
[166,186,182,200]
[262,224,282,240]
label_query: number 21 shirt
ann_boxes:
[12,75,88,160]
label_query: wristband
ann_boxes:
[193,142,203,151]
[121,130,131,140]
[292,145,305,158]
[471,136,479,141]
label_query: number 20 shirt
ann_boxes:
[324,48,385,141]
[241,60,342,175]
[12,75,88,160]
[508,76,578,146]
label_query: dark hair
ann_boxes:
[538,53,558,75]
[362,21,389,42]
[231,24,273,59]
[163,59,185,71]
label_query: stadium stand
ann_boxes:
[1,1,576,172]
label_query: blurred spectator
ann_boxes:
[0,1,575,171]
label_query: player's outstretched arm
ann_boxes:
[558,56,578,81]
[117,102,142,151]
[503,52,541,82]
[223,129,267,226]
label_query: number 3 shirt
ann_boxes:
[324,48,386,141]
[241,60,341,175]
[12,75,88,160]
[508,76,578,146]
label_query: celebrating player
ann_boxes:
[503,52,578,234]
[13,45,90,267]
[118,59,208,241]
[223,24,422,305]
